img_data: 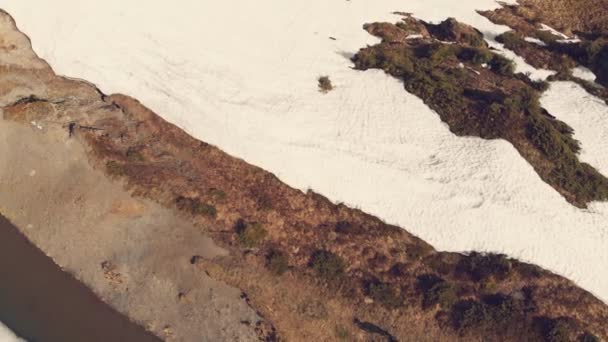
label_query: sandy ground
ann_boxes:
[2,0,607,302]
[0,121,261,341]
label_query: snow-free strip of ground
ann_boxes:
[3,0,608,302]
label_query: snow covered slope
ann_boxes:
[0,323,22,342]
[3,0,608,302]
[542,81,608,176]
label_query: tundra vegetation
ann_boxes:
[481,3,608,104]
[352,16,608,207]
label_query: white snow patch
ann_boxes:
[466,67,481,75]
[3,0,608,302]
[524,36,547,46]
[539,23,570,39]
[542,81,608,176]
[557,38,582,44]
[572,66,598,82]
[406,34,424,39]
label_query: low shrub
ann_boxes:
[335,220,366,235]
[489,54,515,75]
[580,332,600,342]
[235,219,267,248]
[405,242,433,260]
[589,42,608,85]
[318,76,334,93]
[481,293,520,323]
[496,31,527,50]
[417,274,458,309]
[192,201,217,217]
[527,115,576,159]
[457,47,493,64]
[106,160,126,177]
[427,18,486,48]
[310,250,346,280]
[534,29,562,44]
[266,249,289,275]
[451,299,489,329]
[457,252,512,281]
[499,85,542,122]
[176,197,217,218]
[366,280,402,308]
[517,262,543,279]
[450,293,523,331]
[538,317,574,342]
[421,43,459,65]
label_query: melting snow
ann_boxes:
[524,36,547,46]
[539,23,570,39]
[406,34,424,39]
[572,66,598,82]
[542,81,608,176]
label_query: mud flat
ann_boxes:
[0,214,161,342]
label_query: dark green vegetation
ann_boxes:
[546,37,608,86]
[175,196,217,218]
[413,252,599,339]
[309,250,346,280]
[318,76,333,93]
[266,249,289,275]
[352,17,608,206]
[495,29,608,82]
[456,252,512,281]
[450,295,522,330]
[417,274,458,309]
[235,219,267,248]
[365,280,402,308]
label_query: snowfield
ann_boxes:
[3,0,608,302]
[0,323,22,342]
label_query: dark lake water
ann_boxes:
[0,214,162,342]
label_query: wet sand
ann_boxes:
[0,214,162,342]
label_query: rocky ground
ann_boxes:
[1,5,608,342]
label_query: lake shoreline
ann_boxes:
[0,214,161,342]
